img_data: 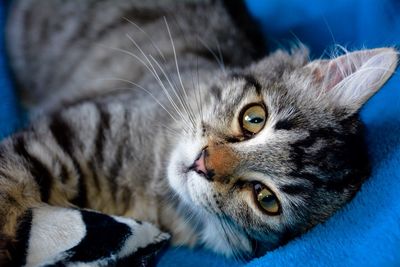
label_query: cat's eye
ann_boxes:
[240,104,266,136]
[253,183,280,215]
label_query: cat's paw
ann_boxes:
[10,206,170,267]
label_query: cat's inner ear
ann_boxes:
[306,48,398,112]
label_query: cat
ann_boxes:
[2,0,398,266]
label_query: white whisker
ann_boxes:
[149,54,196,132]
[122,17,167,62]
[198,36,226,74]
[97,44,154,76]
[164,17,197,130]
[98,77,181,126]
[125,34,193,131]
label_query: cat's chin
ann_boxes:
[167,161,209,209]
[167,161,254,259]
[167,161,195,205]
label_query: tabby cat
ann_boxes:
[1,0,398,266]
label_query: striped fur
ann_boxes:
[3,0,399,265]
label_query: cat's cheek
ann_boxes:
[166,149,192,204]
[200,215,253,258]
[186,173,209,205]
[167,156,208,207]
[167,138,206,203]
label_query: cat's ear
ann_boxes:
[306,48,398,112]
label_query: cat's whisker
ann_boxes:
[322,17,337,47]
[288,31,305,53]
[121,17,194,131]
[127,22,191,116]
[170,83,196,133]
[161,191,202,236]
[165,13,204,123]
[122,17,167,63]
[97,43,191,130]
[148,54,196,132]
[125,34,193,132]
[155,123,180,137]
[122,37,192,133]
[215,39,227,75]
[158,195,198,241]
[98,42,169,96]
[159,64,196,132]
[197,37,226,74]
[226,220,249,262]
[98,77,182,125]
[123,17,194,131]
[195,36,204,122]
[97,44,156,77]
[217,216,246,262]
[164,17,197,131]
[181,208,200,231]
[189,62,201,123]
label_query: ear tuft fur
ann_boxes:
[307,48,398,112]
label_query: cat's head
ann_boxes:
[167,47,398,258]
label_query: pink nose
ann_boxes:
[190,149,213,181]
[193,150,207,174]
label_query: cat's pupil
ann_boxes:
[261,195,275,205]
[245,116,264,124]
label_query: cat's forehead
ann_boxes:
[212,71,308,124]
[218,74,262,102]
[217,49,311,106]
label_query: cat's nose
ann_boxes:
[190,148,214,181]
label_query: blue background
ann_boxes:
[0,1,22,139]
[1,1,399,266]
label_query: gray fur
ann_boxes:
[2,0,398,263]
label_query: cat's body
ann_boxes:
[1,0,398,266]
[3,0,266,264]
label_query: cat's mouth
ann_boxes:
[167,140,210,205]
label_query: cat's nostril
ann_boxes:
[193,149,207,174]
[190,148,214,181]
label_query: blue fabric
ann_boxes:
[0,2,22,139]
[1,1,399,266]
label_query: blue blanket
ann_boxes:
[0,2,22,139]
[1,1,399,266]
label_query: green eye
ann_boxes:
[253,183,280,215]
[240,104,266,135]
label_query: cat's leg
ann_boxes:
[0,126,169,266]
[0,160,169,266]
[4,206,169,267]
